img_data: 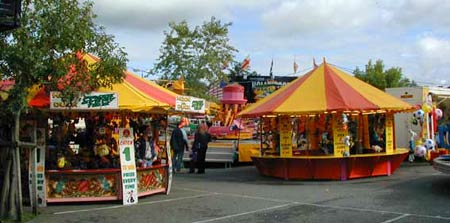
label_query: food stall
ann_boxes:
[25,54,182,204]
[237,60,414,180]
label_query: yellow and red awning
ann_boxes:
[2,54,180,113]
[238,62,414,117]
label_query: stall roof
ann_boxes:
[238,61,415,117]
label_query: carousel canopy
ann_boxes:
[238,61,415,117]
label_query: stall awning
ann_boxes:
[238,61,415,117]
[2,54,180,112]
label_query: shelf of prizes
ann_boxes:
[252,113,408,180]
[26,112,172,206]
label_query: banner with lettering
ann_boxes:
[119,128,138,205]
[50,91,118,110]
[333,116,349,156]
[279,116,293,157]
[385,114,394,153]
[175,96,205,113]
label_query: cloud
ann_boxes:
[413,35,450,83]
[93,0,231,31]
[261,0,378,38]
[91,0,450,86]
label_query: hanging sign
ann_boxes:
[50,91,118,110]
[279,116,292,157]
[175,96,205,113]
[385,114,394,153]
[119,128,138,205]
[28,128,46,207]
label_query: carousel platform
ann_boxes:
[251,148,409,180]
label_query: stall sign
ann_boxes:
[119,128,138,205]
[279,116,292,157]
[175,96,205,113]
[50,91,118,110]
[28,128,46,207]
[333,117,349,156]
[385,114,394,153]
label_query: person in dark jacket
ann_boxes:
[135,125,156,168]
[170,122,188,173]
[189,123,211,174]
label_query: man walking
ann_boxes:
[170,122,188,173]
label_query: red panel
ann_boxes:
[124,73,176,106]
[287,159,314,179]
[347,157,374,179]
[313,159,342,180]
[29,87,50,107]
[252,152,409,180]
[324,64,378,111]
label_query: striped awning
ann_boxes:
[238,61,415,117]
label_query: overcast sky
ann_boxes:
[92,0,450,86]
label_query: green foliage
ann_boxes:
[0,0,128,112]
[152,17,237,98]
[353,59,417,90]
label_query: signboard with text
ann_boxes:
[279,116,293,157]
[119,128,138,205]
[50,91,118,110]
[28,128,46,207]
[333,116,349,156]
[175,96,205,113]
[385,114,394,153]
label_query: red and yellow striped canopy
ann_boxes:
[238,62,414,117]
[0,54,180,112]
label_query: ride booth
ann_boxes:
[238,60,415,180]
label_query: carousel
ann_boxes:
[237,60,415,180]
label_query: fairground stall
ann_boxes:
[20,54,184,206]
[385,87,450,162]
[237,60,415,180]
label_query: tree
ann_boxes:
[353,59,417,90]
[0,0,127,220]
[152,17,237,98]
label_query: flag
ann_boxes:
[241,56,250,70]
[269,59,273,79]
[293,61,298,73]
[208,83,224,100]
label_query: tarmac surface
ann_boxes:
[28,162,450,223]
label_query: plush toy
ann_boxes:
[435,108,443,120]
[408,129,417,151]
[371,145,382,152]
[422,104,432,113]
[414,145,427,157]
[423,138,435,151]
[413,109,425,122]
[343,135,351,147]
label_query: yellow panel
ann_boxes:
[275,65,327,113]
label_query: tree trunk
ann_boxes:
[0,148,12,218]
[0,111,23,221]
[13,111,23,221]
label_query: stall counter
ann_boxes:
[46,164,169,203]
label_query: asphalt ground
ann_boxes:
[27,162,450,223]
